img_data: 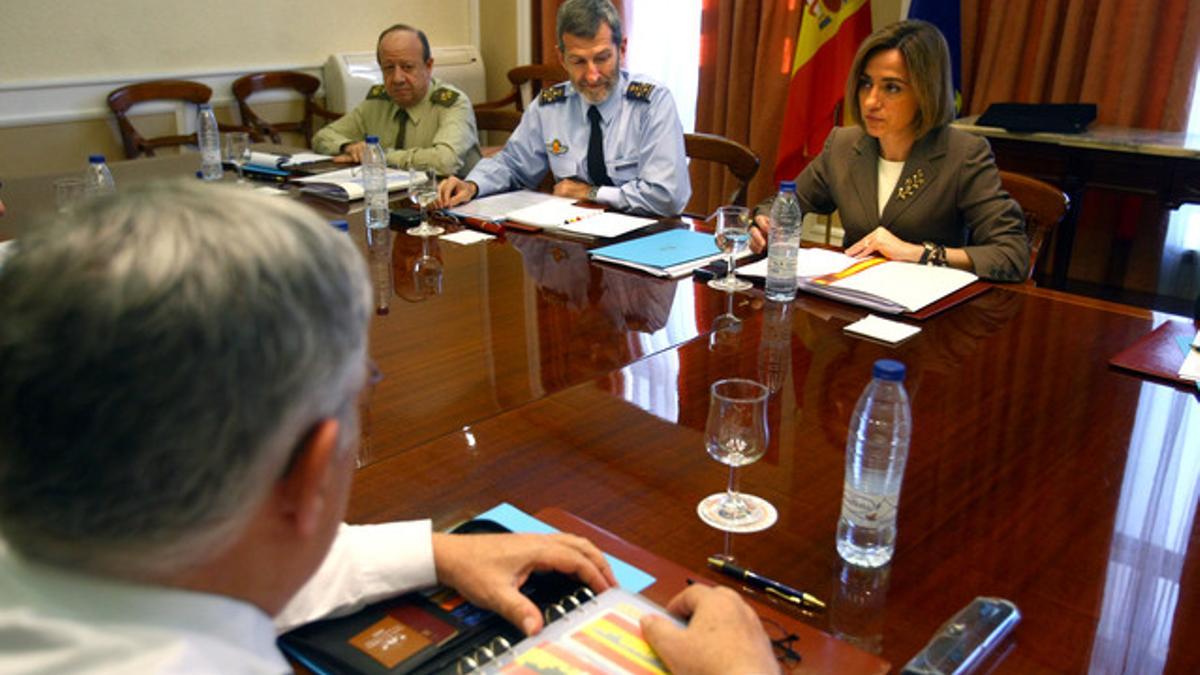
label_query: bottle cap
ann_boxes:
[198,103,211,110]
[330,219,349,232]
[872,359,906,381]
[88,154,105,164]
[779,180,797,193]
[365,135,379,144]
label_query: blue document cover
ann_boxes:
[476,502,655,592]
[588,228,722,277]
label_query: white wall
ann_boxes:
[0,0,496,177]
[0,0,472,84]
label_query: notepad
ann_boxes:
[741,251,977,314]
[844,314,922,345]
[505,199,604,228]
[446,190,567,223]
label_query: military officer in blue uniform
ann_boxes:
[313,24,481,177]
[437,0,690,217]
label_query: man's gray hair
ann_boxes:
[556,0,623,53]
[0,180,371,578]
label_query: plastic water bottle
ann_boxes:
[197,104,222,181]
[363,135,390,230]
[836,359,911,568]
[363,136,392,314]
[84,154,116,196]
[765,180,802,302]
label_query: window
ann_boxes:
[624,1,703,132]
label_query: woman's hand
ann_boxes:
[844,226,924,262]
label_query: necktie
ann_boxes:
[586,106,612,187]
[393,109,408,151]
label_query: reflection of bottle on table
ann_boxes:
[363,135,393,314]
[757,300,792,392]
[829,559,891,654]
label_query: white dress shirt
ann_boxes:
[0,520,435,674]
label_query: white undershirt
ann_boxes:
[877,157,905,217]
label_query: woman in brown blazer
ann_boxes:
[752,20,1029,282]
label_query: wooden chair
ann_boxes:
[684,132,761,213]
[474,108,524,158]
[999,170,1069,282]
[475,63,569,112]
[232,71,340,147]
[107,80,238,159]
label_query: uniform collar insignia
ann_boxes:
[367,84,390,101]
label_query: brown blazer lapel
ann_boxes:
[879,127,949,227]
[849,133,879,225]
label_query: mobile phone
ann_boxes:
[901,597,1021,675]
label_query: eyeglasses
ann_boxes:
[762,617,802,667]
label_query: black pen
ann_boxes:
[707,556,826,612]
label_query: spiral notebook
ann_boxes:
[278,517,673,674]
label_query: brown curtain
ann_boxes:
[691,2,801,217]
[532,0,630,64]
[962,0,1200,130]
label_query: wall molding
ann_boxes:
[0,64,326,129]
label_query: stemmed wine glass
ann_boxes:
[707,205,753,292]
[406,166,444,237]
[697,378,777,532]
[223,131,252,184]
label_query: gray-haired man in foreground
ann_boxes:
[0,182,776,674]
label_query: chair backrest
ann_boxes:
[507,64,569,111]
[684,132,761,208]
[474,108,524,157]
[106,80,214,159]
[474,63,569,112]
[231,71,338,148]
[998,170,1069,282]
[474,108,523,134]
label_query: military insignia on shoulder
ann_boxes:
[625,81,656,102]
[539,84,567,105]
[547,139,568,155]
[367,85,390,101]
[430,87,460,107]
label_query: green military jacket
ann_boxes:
[313,77,481,177]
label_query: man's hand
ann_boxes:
[844,226,923,262]
[750,214,770,253]
[553,178,591,200]
[641,585,779,675]
[436,176,478,209]
[334,141,367,164]
[432,532,616,635]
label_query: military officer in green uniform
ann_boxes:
[313,24,481,177]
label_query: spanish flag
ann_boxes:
[774,0,872,183]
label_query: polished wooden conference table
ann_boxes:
[5,153,1200,674]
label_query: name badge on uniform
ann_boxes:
[547,139,569,155]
